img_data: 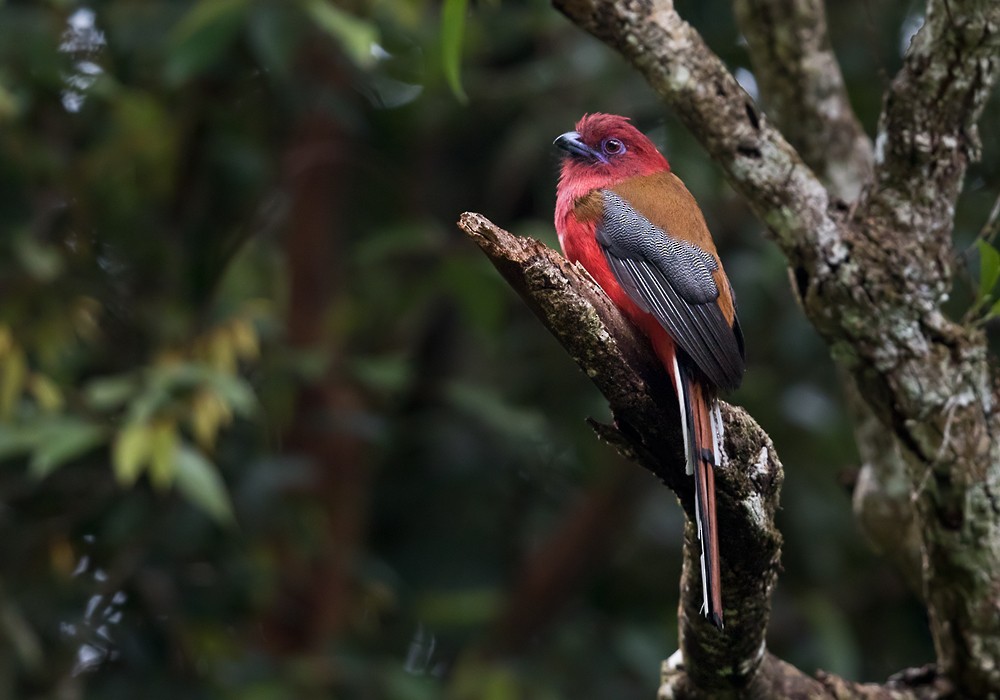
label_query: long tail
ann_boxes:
[673,357,724,629]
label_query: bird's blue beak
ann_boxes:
[554,131,607,163]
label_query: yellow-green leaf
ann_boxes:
[190,390,231,449]
[174,443,235,524]
[149,421,179,490]
[0,346,27,420]
[450,661,520,700]
[0,600,42,671]
[206,329,237,374]
[113,422,152,486]
[71,296,102,342]
[441,0,469,103]
[229,318,259,361]
[0,80,22,123]
[29,373,64,413]
[0,325,12,356]
[14,235,63,282]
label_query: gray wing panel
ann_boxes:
[597,190,745,391]
[597,191,719,305]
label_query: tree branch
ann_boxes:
[731,0,924,597]
[549,0,1000,695]
[458,212,784,689]
[863,0,1000,255]
[661,652,956,699]
[733,0,873,200]
[847,374,924,597]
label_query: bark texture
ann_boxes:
[733,0,873,200]
[520,0,1000,695]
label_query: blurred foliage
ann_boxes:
[0,0,997,698]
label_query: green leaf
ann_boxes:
[84,375,138,410]
[206,372,258,418]
[0,424,44,462]
[123,383,171,424]
[29,421,107,479]
[166,0,250,84]
[441,0,469,103]
[976,239,1000,301]
[172,0,250,44]
[989,297,1000,318]
[303,0,378,70]
[351,355,410,393]
[14,235,63,282]
[151,362,207,389]
[174,443,235,524]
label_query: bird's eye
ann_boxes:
[602,138,625,155]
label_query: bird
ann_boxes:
[553,113,745,629]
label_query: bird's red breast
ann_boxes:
[553,113,744,391]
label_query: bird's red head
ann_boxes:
[554,113,670,198]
